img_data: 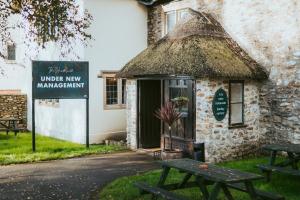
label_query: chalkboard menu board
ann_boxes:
[212,88,228,121]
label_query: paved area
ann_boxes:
[0,152,159,200]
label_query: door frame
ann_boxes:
[136,76,196,149]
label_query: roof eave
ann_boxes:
[137,0,174,6]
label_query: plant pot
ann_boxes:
[161,149,183,160]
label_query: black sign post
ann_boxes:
[32,61,89,151]
[212,88,228,121]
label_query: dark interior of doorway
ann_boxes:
[138,80,161,149]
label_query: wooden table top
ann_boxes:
[262,144,300,154]
[160,159,263,183]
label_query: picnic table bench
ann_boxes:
[135,158,285,200]
[257,144,300,181]
[135,182,188,200]
[0,118,21,136]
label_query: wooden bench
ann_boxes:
[0,118,21,136]
[227,182,285,200]
[6,127,20,136]
[134,182,188,200]
[258,164,300,177]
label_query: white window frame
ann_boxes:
[229,80,245,128]
[164,8,189,35]
[102,72,126,110]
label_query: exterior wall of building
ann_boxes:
[196,79,262,163]
[84,0,147,143]
[126,79,138,149]
[0,0,148,144]
[125,78,262,162]
[148,0,300,145]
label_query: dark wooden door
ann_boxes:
[139,80,161,148]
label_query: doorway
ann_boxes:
[138,80,161,148]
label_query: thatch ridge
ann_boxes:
[117,10,268,80]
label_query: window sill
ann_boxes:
[104,105,126,110]
[228,124,247,129]
[5,60,17,64]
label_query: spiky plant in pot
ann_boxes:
[154,101,181,151]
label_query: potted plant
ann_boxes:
[154,101,183,160]
[171,96,189,109]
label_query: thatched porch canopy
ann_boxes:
[117,10,268,80]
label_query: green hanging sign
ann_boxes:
[212,88,228,121]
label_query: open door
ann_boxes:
[138,80,161,148]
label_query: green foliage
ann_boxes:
[99,157,300,200]
[0,132,126,165]
[0,0,92,59]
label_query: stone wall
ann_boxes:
[0,94,27,130]
[196,79,262,163]
[147,0,300,146]
[260,54,300,144]
[126,80,138,149]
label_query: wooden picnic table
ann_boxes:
[145,158,283,200]
[258,144,300,180]
[0,118,21,136]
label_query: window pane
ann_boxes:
[166,12,176,34]
[230,83,243,103]
[7,44,16,60]
[106,78,118,105]
[169,80,189,113]
[230,103,243,124]
[178,10,189,22]
[122,79,126,104]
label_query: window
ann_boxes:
[106,77,118,105]
[165,9,189,35]
[102,72,126,109]
[229,81,244,126]
[177,9,190,21]
[7,43,16,61]
[166,11,176,34]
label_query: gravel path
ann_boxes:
[0,151,159,200]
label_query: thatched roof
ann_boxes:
[117,10,268,80]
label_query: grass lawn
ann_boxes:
[0,132,126,165]
[99,157,300,200]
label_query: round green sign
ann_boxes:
[212,88,228,121]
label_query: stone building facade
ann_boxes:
[0,93,27,130]
[196,79,262,162]
[126,78,263,162]
[145,0,300,147]
[121,6,268,162]
[121,0,300,162]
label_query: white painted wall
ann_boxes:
[84,0,147,143]
[0,0,148,144]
